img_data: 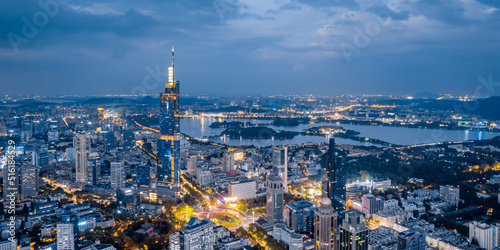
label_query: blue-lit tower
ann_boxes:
[322,138,346,212]
[157,44,180,199]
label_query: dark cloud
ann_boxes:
[1,0,500,96]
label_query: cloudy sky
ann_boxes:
[1,0,500,96]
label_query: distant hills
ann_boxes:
[415,96,500,120]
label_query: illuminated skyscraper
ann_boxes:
[322,138,346,211]
[74,133,91,183]
[273,146,288,193]
[339,211,368,250]
[111,161,125,190]
[157,44,180,199]
[266,168,284,223]
[314,196,337,250]
[20,165,39,199]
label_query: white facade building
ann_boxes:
[228,180,256,200]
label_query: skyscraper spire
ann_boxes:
[168,43,175,87]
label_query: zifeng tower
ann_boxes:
[157,44,180,199]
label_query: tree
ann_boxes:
[173,203,194,223]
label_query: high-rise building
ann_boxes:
[74,133,91,183]
[87,153,101,186]
[397,230,425,250]
[469,221,497,250]
[110,161,125,190]
[284,200,316,234]
[105,131,116,152]
[123,130,135,149]
[228,180,256,200]
[21,122,32,143]
[179,217,216,250]
[157,45,180,200]
[361,193,384,216]
[169,232,181,250]
[223,151,235,172]
[117,188,140,208]
[322,138,346,211]
[339,211,368,250]
[57,223,75,250]
[187,155,197,176]
[440,185,460,206]
[32,147,49,167]
[266,168,284,223]
[272,223,304,250]
[66,147,76,162]
[314,196,337,250]
[20,165,39,199]
[272,146,288,193]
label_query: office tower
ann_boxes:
[123,130,135,149]
[273,146,288,193]
[3,164,19,202]
[322,138,346,211]
[187,155,197,176]
[57,223,75,250]
[34,121,46,135]
[397,230,425,250]
[195,166,212,186]
[110,161,125,190]
[179,217,216,250]
[157,44,180,200]
[266,168,284,223]
[66,147,76,162]
[32,147,49,167]
[284,200,316,234]
[223,151,235,172]
[340,211,368,250]
[229,180,256,200]
[361,193,384,216]
[20,165,39,199]
[105,131,116,152]
[314,196,337,250]
[87,153,101,186]
[440,185,460,206]
[21,122,32,143]
[74,133,91,183]
[117,188,140,208]
[469,221,496,250]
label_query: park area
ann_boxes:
[212,212,243,228]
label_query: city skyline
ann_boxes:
[2,1,500,250]
[1,0,500,96]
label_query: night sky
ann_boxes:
[1,0,500,96]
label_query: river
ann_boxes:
[179,118,500,147]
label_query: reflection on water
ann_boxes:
[180,118,500,147]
